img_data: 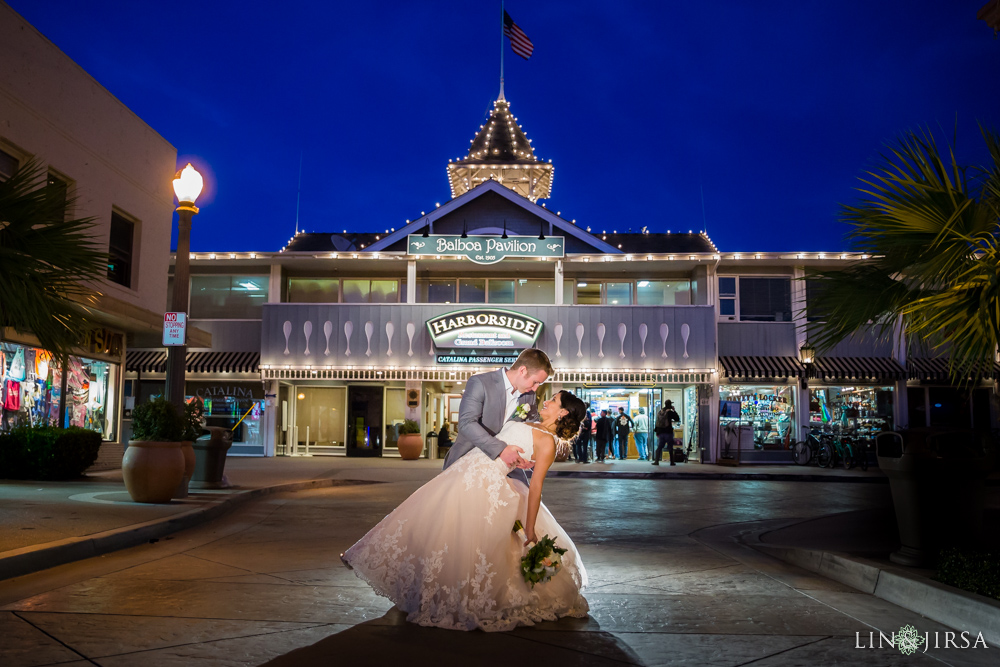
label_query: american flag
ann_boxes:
[503,10,534,60]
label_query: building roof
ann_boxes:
[280,229,716,255]
[447,91,554,201]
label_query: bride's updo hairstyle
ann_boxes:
[554,391,588,441]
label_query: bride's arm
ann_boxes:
[524,429,556,544]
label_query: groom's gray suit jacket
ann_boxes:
[442,368,537,487]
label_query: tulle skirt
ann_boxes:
[342,448,588,632]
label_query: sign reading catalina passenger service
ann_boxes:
[427,309,544,350]
[408,234,564,264]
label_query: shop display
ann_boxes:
[719,385,796,448]
[809,386,893,436]
[1,342,118,440]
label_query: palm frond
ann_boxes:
[0,159,109,359]
[809,126,1000,387]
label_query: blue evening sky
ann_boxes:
[8,1,999,253]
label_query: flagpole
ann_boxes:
[500,0,504,96]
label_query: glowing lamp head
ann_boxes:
[799,343,816,366]
[172,163,204,205]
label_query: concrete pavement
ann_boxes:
[2,466,998,666]
[1,456,889,582]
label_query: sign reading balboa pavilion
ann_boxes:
[408,234,564,264]
[427,309,544,364]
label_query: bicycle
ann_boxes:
[792,431,822,466]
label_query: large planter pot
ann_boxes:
[122,441,186,504]
[876,430,992,567]
[191,427,233,488]
[397,433,424,460]
[172,441,196,499]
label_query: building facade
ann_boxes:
[0,2,209,468]
[129,90,997,463]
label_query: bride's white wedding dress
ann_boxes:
[342,421,588,632]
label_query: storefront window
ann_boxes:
[459,279,486,303]
[576,281,600,304]
[606,282,632,305]
[187,382,265,449]
[637,280,692,305]
[1,342,118,441]
[343,279,399,303]
[809,386,893,436]
[515,279,554,304]
[384,387,407,450]
[720,385,796,447]
[418,280,456,303]
[190,275,269,318]
[488,280,515,304]
[288,278,339,303]
[294,386,346,448]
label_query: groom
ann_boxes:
[443,348,553,486]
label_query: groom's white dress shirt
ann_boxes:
[501,368,519,420]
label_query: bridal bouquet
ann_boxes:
[513,520,567,588]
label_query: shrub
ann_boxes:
[399,419,421,435]
[130,397,185,442]
[0,426,102,480]
[936,548,1000,601]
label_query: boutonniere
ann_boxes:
[512,403,531,422]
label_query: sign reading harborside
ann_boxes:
[427,309,544,350]
[163,312,187,346]
[408,234,564,264]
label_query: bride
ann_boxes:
[341,390,589,632]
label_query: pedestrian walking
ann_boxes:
[595,409,613,462]
[615,407,633,460]
[573,408,592,463]
[633,407,649,460]
[653,400,681,466]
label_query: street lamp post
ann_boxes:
[165,164,204,409]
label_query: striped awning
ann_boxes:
[719,356,805,379]
[907,357,1000,381]
[811,357,906,381]
[125,350,167,373]
[187,351,260,373]
[126,350,259,374]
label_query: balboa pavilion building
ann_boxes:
[129,90,997,462]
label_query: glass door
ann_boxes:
[347,385,383,457]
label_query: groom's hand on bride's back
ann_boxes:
[500,445,534,469]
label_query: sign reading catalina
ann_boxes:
[408,234,564,264]
[427,309,544,350]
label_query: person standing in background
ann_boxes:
[573,407,592,463]
[588,409,597,462]
[615,407,633,460]
[653,400,681,466]
[633,407,649,460]
[595,409,612,462]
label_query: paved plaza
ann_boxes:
[2,460,997,667]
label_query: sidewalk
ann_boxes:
[749,505,1000,645]
[0,455,902,582]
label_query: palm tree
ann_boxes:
[0,160,109,359]
[805,126,1000,385]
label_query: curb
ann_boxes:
[0,478,375,583]
[548,469,889,483]
[750,536,1000,645]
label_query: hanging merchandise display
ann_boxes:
[1,341,119,439]
[8,347,26,381]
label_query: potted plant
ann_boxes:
[396,419,424,460]
[123,397,186,503]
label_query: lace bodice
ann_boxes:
[496,421,537,461]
